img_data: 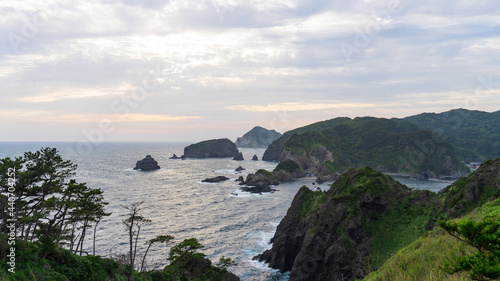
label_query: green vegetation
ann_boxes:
[440,159,500,219]
[274,160,301,173]
[0,147,111,256]
[439,218,500,280]
[255,169,277,181]
[297,187,327,218]
[362,199,500,281]
[323,167,441,268]
[399,108,500,162]
[0,148,239,280]
[282,159,500,280]
[266,117,469,178]
[0,235,237,281]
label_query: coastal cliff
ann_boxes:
[256,159,500,281]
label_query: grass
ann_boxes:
[362,199,500,281]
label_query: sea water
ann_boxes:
[0,142,454,280]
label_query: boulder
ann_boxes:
[202,176,230,183]
[235,166,245,172]
[134,155,160,171]
[252,155,258,161]
[184,139,239,159]
[233,152,244,161]
[236,176,244,182]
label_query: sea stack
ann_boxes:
[233,152,244,161]
[134,155,160,171]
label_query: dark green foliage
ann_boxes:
[255,169,277,181]
[440,159,500,219]
[399,108,500,162]
[438,218,500,280]
[274,160,300,173]
[0,238,118,281]
[270,117,468,178]
[165,238,238,281]
[216,256,238,271]
[297,186,326,217]
[0,147,110,257]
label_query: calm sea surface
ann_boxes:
[0,142,454,280]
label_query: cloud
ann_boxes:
[1,0,500,141]
[226,101,376,112]
[0,109,204,124]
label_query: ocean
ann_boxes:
[0,142,454,280]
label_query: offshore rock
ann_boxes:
[169,154,179,159]
[239,170,279,193]
[233,152,244,161]
[184,139,239,159]
[202,176,230,183]
[235,166,245,172]
[252,155,259,161]
[134,155,160,171]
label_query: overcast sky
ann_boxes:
[1,0,499,142]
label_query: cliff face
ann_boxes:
[184,139,239,159]
[235,126,282,148]
[256,160,500,281]
[256,167,440,281]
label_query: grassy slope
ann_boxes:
[362,199,500,281]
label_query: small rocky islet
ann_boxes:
[133,155,160,171]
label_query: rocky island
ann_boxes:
[134,155,160,171]
[184,138,240,159]
[235,126,282,148]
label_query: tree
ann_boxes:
[122,201,151,281]
[140,235,174,272]
[438,218,500,280]
[216,256,238,272]
[0,147,110,257]
[167,238,205,279]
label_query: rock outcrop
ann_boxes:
[169,154,179,159]
[235,166,245,172]
[239,169,279,193]
[202,176,230,183]
[184,139,239,159]
[235,126,282,148]
[233,152,244,161]
[254,167,441,281]
[252,155,258,161]
[134,155,160,171]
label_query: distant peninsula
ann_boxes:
[184,138,240,159]
[235,126,281,148]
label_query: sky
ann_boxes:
[1,0,500,143]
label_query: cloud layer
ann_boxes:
[1,0,499,141]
